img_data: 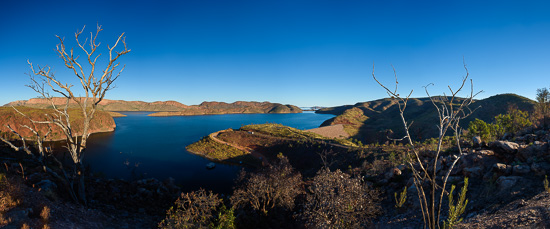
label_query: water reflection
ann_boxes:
[83,111,334,193]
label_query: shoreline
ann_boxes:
[148,111,303,117]
[185,145,259,168]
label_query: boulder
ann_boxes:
[384,167,402,180]
[36,179,58,199]
[463,167,483,178]
[489,141,519,154]
[512,164,531,175]
[535,130,548,136]
[531,162,550,176]
[518,145,537,162]
[473,136,482,147]
[476,150,495,156]
[493,163,512,175]
[496,176,522,191]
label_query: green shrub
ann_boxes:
[444,177,469,229]
[467,119,493,142]
[494,107,532,136]
[394,186,407,209]
[214,204,236,229]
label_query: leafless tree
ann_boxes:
[372,63,481,229]
[301,168,380,228]
[159,189,222,229]
[230,155,303,215]
[2,25,130,205]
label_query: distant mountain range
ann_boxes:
[149,101,302,116]
[316,94,536,143]
[299,106,326,111]
[4,98,302,116]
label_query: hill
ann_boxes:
[5,98,302,116]
[148,101,302,116]
[0,107,116,141]
[317,94,536,143]
[5,98,189,111]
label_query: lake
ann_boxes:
[83,111,334,193]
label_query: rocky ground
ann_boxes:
[373,128,550,228]
[0,146,181,228]
[2,127,550,228]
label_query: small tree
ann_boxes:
[494,105,532,137]
[372,62,480,229]
[534,87,550,129]
[2,25,129,205]
[466,118,493,143]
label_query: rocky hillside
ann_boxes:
[317,94,535,143]
[149,101,302,116]
[0,107,116,141]
[374,126,550,228]
[5,98,189,111]
[5,98,302,116]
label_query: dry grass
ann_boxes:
[0,173,22,226]
[306,124,350,139]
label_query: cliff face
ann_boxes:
[148,101,302,116]
[0,107,116,141]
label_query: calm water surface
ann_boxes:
[84,112,334,193]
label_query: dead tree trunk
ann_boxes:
[3,24,130,205]
[373,62,481,229]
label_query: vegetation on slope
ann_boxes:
[5,98,302,115]
[239,123,359,147]
[186,135,259,166]
[149,102,302,116]
[317,94,535,143]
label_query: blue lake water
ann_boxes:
[84,111,334,193]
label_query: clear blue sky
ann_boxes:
[1,0,549,107]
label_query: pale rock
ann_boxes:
[384,167,402,180]
[473,136,482,147]
[493,163,512,175]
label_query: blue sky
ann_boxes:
[1,0,549,107]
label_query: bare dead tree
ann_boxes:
[3,25,130,205]
[372,62,481,229]
[301,168,380,228]
[230,155,303,215]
